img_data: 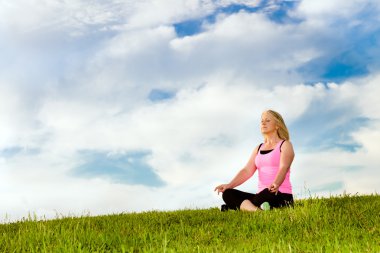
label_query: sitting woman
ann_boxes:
[214,110,295,211]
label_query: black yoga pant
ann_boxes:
[222,188,294,210]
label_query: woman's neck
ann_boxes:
[263,133,281,145]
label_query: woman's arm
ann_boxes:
[215,145,259,194]
[269,141,295,193]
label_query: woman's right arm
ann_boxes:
[214,145,259,194]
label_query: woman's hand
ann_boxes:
[269,182,279,194]
[214,184,231,195]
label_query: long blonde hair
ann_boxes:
[265,110,290,141]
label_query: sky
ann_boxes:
[1,0,380,222]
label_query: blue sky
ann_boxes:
[1,0,380,221]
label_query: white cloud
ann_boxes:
[290,73,380,197]
[0,1,131,36]
[294,0,380,36]
[355,75,380,119]
[296,0,375,18]
[0,84,45,149]
[127,0,213,28]
[169,12,336,89]
[217,0,260,7]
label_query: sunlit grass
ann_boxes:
[0,194,379,252]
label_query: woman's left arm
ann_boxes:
[269,141,295,193]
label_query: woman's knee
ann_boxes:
[222,188,235,203]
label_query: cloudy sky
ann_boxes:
[1,0,380,221]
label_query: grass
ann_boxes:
[0,194,379,252]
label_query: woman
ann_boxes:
[214,110,294,211]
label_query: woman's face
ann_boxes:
[260,112,278,134]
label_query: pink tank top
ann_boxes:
[254,140,292,194]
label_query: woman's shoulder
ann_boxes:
[281,139,292,144]
[280,139,294,152]
[255,142,264,151]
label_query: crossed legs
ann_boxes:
[222,188,293,211]
[222,188,260,211]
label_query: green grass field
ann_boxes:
[0,194,379,252]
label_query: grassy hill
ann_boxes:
[0,194,379,252]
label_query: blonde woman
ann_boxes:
[214,110,295,211]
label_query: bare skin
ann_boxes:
[214,111,295,211]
